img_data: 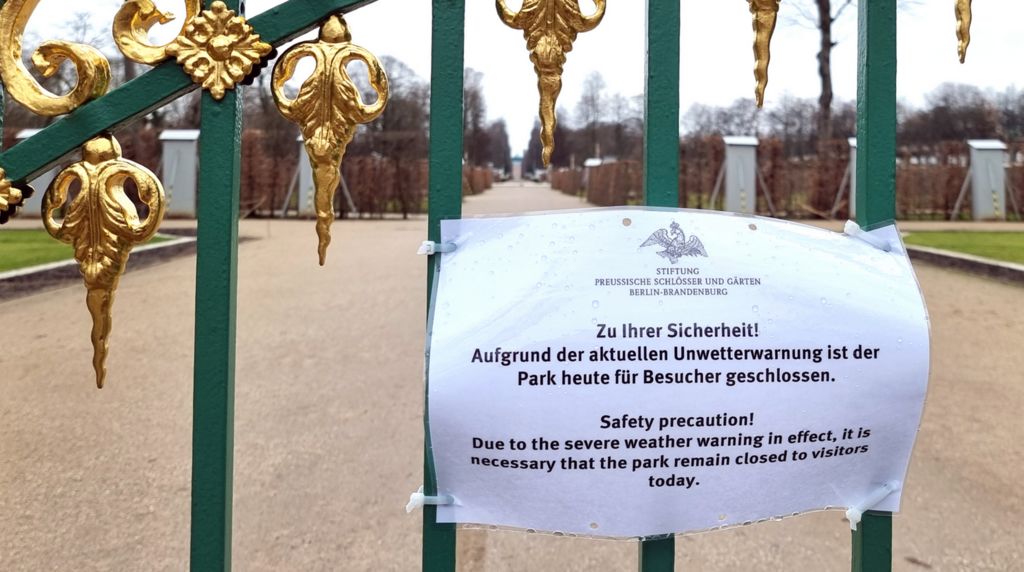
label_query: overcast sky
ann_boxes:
[26,1,1024,154]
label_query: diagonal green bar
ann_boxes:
[423,1,464,571]
[0,0,379,183]
[853,0,895,570]
[641,0,680,569]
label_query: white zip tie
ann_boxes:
[406,485,455,513]
[844,220,892,252]
[417,241,457,255]
[846,481,901,530]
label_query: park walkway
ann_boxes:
[1,182,1021,570]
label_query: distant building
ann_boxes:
[512,156,523,180]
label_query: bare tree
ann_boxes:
[487,119,513,175]
[576,71,606,157]
[786,0,854,143]
[463,68,489,166]
[684,99,761,137]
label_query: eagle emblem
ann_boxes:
[640,221,708,263]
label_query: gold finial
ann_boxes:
[42,135,166,388]
[955,0,972,63]
[748,0,780,108]
[0,0,111,116]
[166,1,271,100]
[272,15,389,266]
[113,0,202,65]
[497,0,606,166]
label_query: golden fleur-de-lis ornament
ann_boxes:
[272,15,389,265]
[42,135,165,388]
[955,0,972,63]
[749,0,780,108]
[497,0,605,166]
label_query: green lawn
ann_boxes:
[0,229,170,273]
[903,232,1024,265]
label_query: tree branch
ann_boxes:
[831,0,854,23]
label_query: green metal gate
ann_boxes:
[0,0,903,570]
[424,2,896,570]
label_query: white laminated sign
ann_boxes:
[426,208,929,538]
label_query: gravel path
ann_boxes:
[1,182,1020,570]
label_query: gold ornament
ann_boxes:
[497,0,605,166]
[272,15,389,265]
[0,170,23,214]
[166,0,271,100]
[42,135,166,388]
[749,0,780,108]
[0,0,111,116]
[113,0,202,65]
[955,0,972,63]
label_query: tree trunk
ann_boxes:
[815,0,834,144]
[812,0,838,215]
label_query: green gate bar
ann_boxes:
[0,0,908,569]
[190,40,243,572]
[853,0,896,570]
[423,1,465,571]
[640,0,681,570]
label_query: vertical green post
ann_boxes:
[855,0,897,229]
[640,0,680,570]
[190,2,242,570]
[853,1,895,570]
[644,0,681,209]
[423,1,464,571]
[852,511,893,571]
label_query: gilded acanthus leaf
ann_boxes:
[0,0,111,116]
[955,0,972,63]
[749,0,780,108]
[166,0,271,100]
[113,0,202,65]
[43,135,165,388]
[272,15,388,265]
[497,0,605,166]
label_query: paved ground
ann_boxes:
[1,182,1022,570]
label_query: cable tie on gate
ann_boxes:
[417,241,457,256]
[845,480,901,531]
[406,485,455,513]
[844,220,893,252]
